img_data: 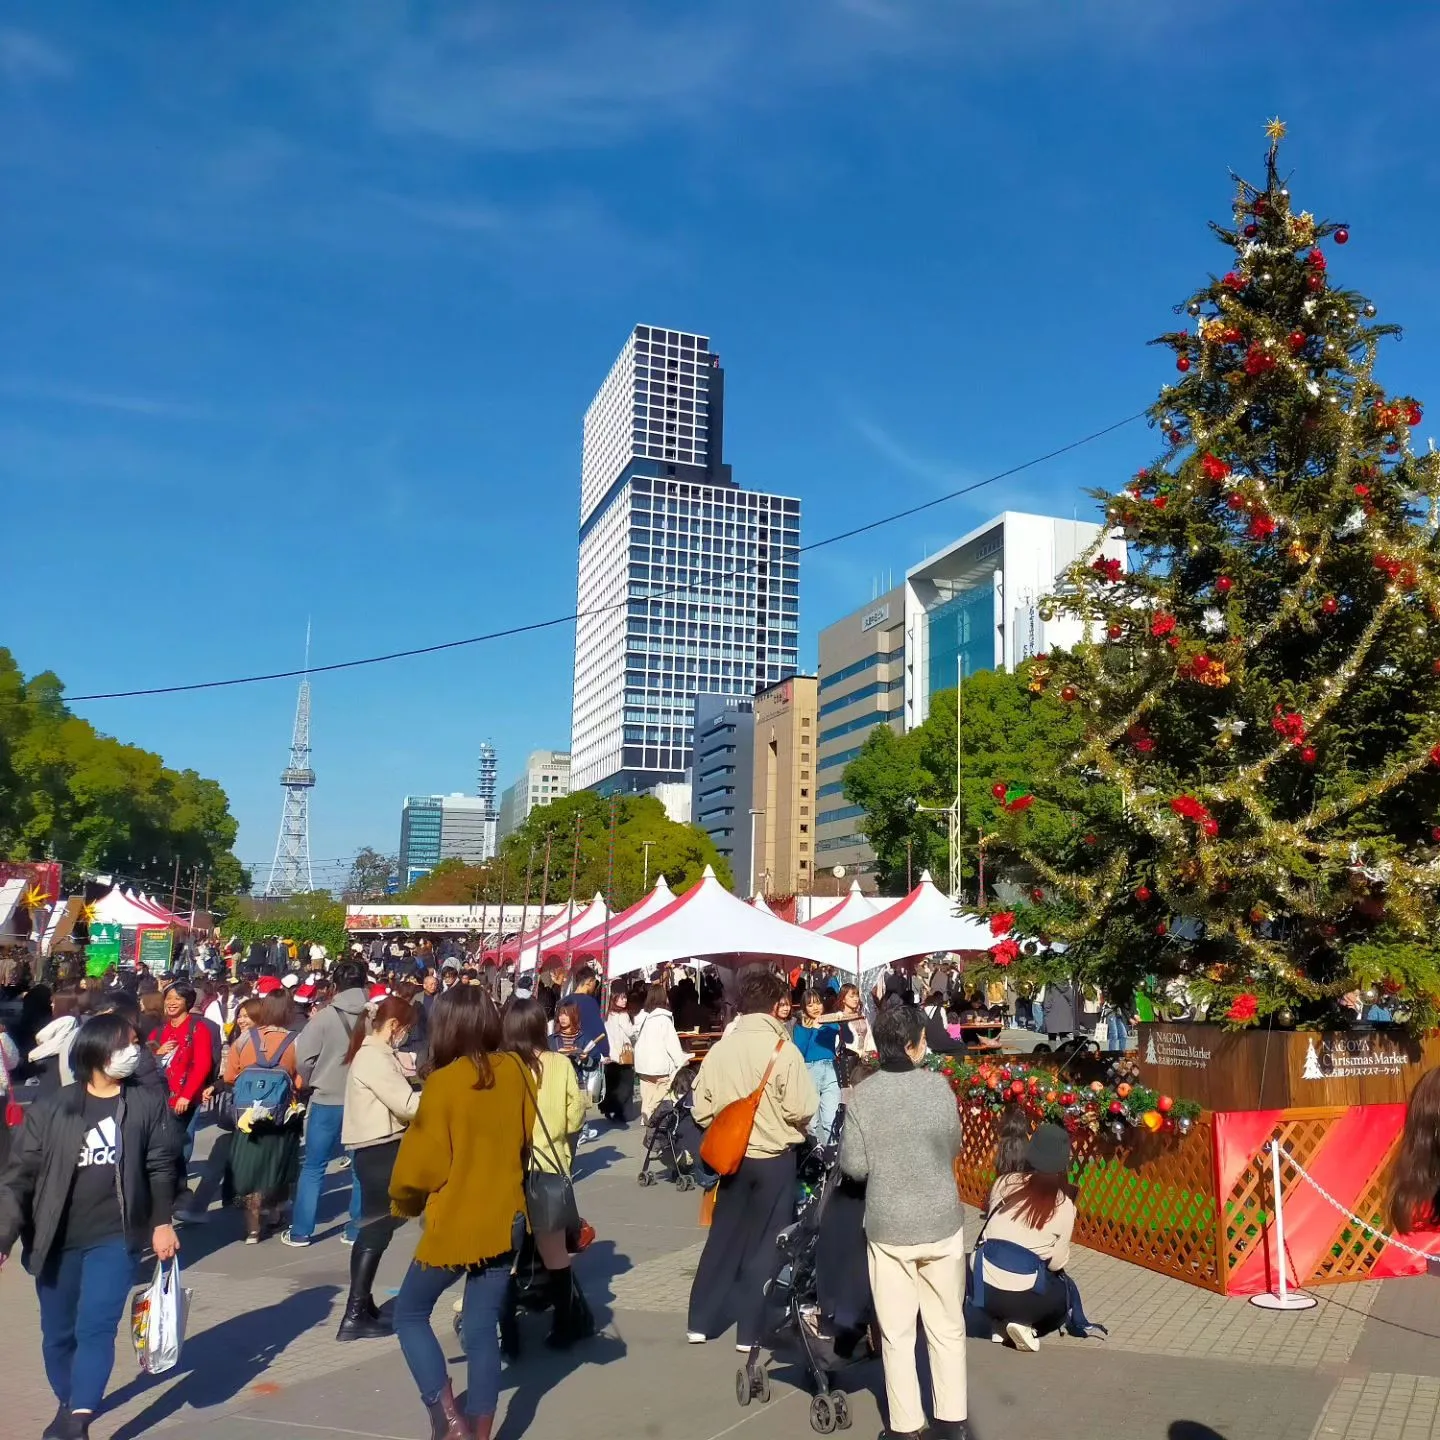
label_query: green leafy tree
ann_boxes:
[221,891,347,957]
[0,648,249,898]
[403,791,732,910]
[842,667,1090,892]
[344,846,396,899]
[1005,124,1440,1028]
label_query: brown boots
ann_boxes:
[424,1381,492,1440]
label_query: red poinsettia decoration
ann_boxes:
[1225,993,1259,1023]
[1271,709,1308,745]
[1244,343,1277,377]
[1248,512,1277,540]
[1200,452,1231,482]
[1171,794,1219,837]
[990,938,1021,967]
[1092,556,1123,583]
[988,911,1016,937]
[1150,612,1177,638]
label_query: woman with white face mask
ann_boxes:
[0,1012,180,1440]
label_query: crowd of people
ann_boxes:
[0,942,1101,1440]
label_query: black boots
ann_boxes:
[544,1267,595,1350]
[42,1404,70,1440]
[336,1245,392,1341]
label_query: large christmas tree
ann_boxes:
[1009,121,1440,1029]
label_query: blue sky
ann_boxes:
[5,1,1439,888]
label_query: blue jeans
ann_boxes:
[290,1101,361,1241]
[35,1239,136,1414]
[807,1059,840,1144]
[393,1259,510,1417]
[1105,1014,1129,1052]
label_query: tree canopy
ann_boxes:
[0,648,249,898]
[401,790,733,910]
[841,666,1090,893]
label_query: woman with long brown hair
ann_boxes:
[974,1123,1078,1353]
[502,995,595,1350]
[389,985,535,1440]
[1389,1068,1440,1235]
[338,994,418,1341]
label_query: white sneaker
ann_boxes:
[686,1331,706,1344]
[279,1228,311,1248]
[990,1330,1005,1343]
[736,1342,753,1354]
[1006,1322,1040,1352]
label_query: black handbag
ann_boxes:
[522,1066,582,1238]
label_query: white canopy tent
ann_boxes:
[90,885,184,930]
[515,893,610,972]
[802,878,877,934]
[750,893,776,916]
[826,871,990,967]
[558,876,675,962]
[602,866,858,978]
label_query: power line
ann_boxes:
[65,410,1147,703]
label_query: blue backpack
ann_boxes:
[230,1031,297,1119]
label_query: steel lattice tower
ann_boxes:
[264,633,315,897]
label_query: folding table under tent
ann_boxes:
[600,866,857,978]
[825,870,991,967]
[801,878,878,934]
[514,893,610,973]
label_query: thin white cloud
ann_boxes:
[0,377,213,420]
[851,416,971,492]
[0,27,71,83]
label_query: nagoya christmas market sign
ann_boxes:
[87,922,121,977]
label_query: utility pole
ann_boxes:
[562,814,583,969]
[516,844,537,950]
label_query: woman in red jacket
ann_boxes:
[153,983,214,1205]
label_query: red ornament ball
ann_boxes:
[1433,659,1440,675]
[1216,575,1233,593]
[1155,921,1168,936]
[1307,272,1325,293]
[1176,355,1192,373]
[1321,595,1339,615]
[1060,684,1079,702]
[1227,493,1246,511]
[991,782,1008,801]
[1243,222,1258,238]
[1334,227,1349,245]
[1301,745,1317,764]
[1157,1095,1174,1113]
[1083,833,1097,847]
[1060,1091,1076,1106]
[1168,428,1183,444]
[1287,329,1307,353]
[1408,403,1423,426]
[1107,624,1124,640]
[1430,826,1440,843]
[1109,1100,1125,1115]
[1030,887,1045,903]
[1135,885,1152,902]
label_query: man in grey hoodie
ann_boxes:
[281,960,367,1247]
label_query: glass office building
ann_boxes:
[571,326,800,793]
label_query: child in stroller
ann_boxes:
[637,1062,717,1191]
[737,1113,874,1433]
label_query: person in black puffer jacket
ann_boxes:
[0,1012,180,1440]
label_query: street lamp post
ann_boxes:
[641,839,655,892]
[748,808,764,898]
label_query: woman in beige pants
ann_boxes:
[631,981,692,1122]
[839,1001,968,1440]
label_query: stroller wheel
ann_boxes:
[637,1171,655,1187]
[735,1369,751,1407]
[676,1174,696,1192]
[757,1369,772,1404]
[810,1394,838,1434]
[832,1393,850,1429]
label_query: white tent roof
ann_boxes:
[516,894,610,972]
[90,885,182,929]
[826,871,991,966]
[561,876,676,961]
[603,866,858,978]
[750,893,776,915]
[802,879,877,934]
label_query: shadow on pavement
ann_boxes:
[103,1283,341,1440]
[573,1143,626,1182]
[1170,1424,1228,1440]
[491,1332,628,1440]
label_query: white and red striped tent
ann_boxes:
[826,871,989,967]
[553,876,675,966]
[91,886,185,930]
[750,893,776,915]
[515,893,610,973]
[801,879,877,934]
[602,866,856,978]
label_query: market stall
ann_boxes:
[826,870,991,965]
[89,885,185,969]
[800,879,876,934]
[513,893,610,972]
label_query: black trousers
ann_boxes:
[982,1283,1068,1336]
[687,1151,793,1344]
[601,1063,634,1119]
[351,1138,404,1253]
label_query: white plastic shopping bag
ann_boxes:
[130,1258,191,1375]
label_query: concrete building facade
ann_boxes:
[814,586,906,888]
[690,693,755,893]
[398,793,496,886]
[751,674,818,898]
[496,750,572,841]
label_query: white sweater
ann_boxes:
[631,1008,688,1079]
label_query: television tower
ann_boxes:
[477,740,499,861]
[264,628,315,897]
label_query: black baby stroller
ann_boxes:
[736,1127,874,1433]
[637,1063,708,1191]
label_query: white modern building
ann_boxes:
[571,325,801,794]
[904,511,1126,726]
[398,793,497,886]
[496,750,572,841]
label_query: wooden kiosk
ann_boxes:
[953,1024,1440,1296]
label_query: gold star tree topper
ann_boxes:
[1265,116,1287,142]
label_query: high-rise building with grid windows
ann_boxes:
[571,325,801,794]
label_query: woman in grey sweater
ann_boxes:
[839,1002,967,1440]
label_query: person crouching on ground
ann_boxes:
[338,994,419,1341]
[686,969,817,1351]
[974,1122,1078,1352]
[389,987,535,1440]
[839,1001,968,1440]
[0,1013,180,1440]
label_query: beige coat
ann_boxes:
[342,1033,420,1149]
[691,1012,818,1159]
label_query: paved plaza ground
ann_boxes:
[5,1121,1440,1440]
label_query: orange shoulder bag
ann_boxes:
[698,1037,787,1177]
